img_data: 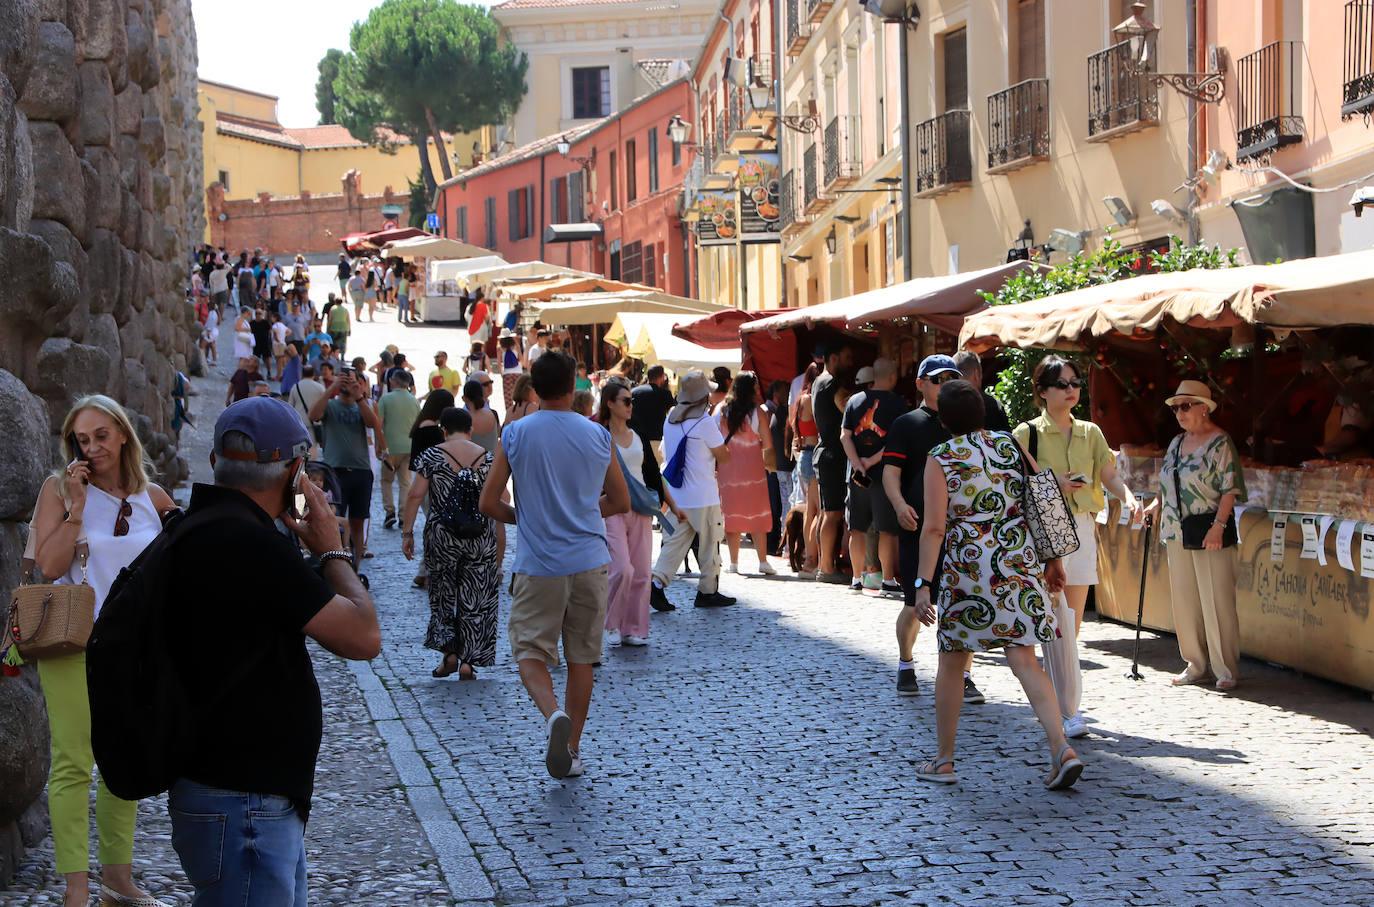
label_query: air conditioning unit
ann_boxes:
[724,57,748,87]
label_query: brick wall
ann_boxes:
[207,170,401,255]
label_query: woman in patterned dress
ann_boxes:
[911,380,1083,790]
[401,406,500,679]
[715,371,777,575]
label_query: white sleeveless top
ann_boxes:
[58,484,160,617]
[617,431,646,489]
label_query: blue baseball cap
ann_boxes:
[917,354,962,380]
[213,396,312,463]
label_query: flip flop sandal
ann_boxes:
[101,886,172,907]
[916,757,958,784]
[1045,744,1084,791]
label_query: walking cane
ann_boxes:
[1126,514,1152,681]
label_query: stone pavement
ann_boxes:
[5,309,1374,905]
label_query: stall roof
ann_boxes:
[450,261,597,287]
[740,261,1045,336]
[959,249,1374,352]
[501,276,654,302]
[349,227,428,251]
[383,236,495,259]
[607,313,743,374]
[429,255,508,282]
[671,308,794,349]
[536,290,727,325]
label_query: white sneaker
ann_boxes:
[1064,714,1090,738]
[758,561,777,575]
[605,629,622,647]
[545,710,573,778]
[727,563,739,574]
[622,635,649,646]
[566,750,584,778]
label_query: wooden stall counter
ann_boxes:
[1094,501,1374,692]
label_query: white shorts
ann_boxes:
[1063,511,1100,587]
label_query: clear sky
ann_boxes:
[192,0,493,128]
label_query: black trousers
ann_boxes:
[766,471,783,554]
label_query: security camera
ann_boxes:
[1151,199,1187,224]
[1351,186,1374,218]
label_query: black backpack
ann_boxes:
[430,448,490,539]
[86,508,208,801]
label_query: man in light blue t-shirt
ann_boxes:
[481,351,629,781]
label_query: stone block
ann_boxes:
[114,82,141,136]
[138,116,163,165]
[0,372,51,520]
[114,243,135,323]
[0,661,48,830]
[118,185,138,248]
[82,0,126,67]
[28,218,88,308]
[12,109,32,233]
[0,75,15,230]
[125,5,153,90]
[17,20,76,123]
[85,227,120,314]
[36,337,110,407]
[27,121,84,242]
[82,145,120,231]
[0,0,40,99]
[85,312,121,394]
[77,60,114,147]
[0,227,53,326]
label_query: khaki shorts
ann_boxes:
[509,566,609,666]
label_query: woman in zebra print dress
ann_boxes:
[401,407,500,679]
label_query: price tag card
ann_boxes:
[1233,505,1246,543]
[1119,505,1133,525]
[1300,516,1320,560]
[1361,529,1374,579]
[1316,515,1336,567]
[1270,514,1288,562]
[1096,509,1109,526]
[1337,520,1359,572]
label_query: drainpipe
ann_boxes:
[776,0,788,308]
[1185,0,1200,247]
[719,10,748,309]
[539,151,547,263]
[898,20,913,280]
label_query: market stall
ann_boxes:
[418,255,507,322]
[960,248,1374,692]
[606,313,742,375]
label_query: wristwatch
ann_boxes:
[913,577,928,590]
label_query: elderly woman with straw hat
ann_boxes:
[1146,379,1248,691]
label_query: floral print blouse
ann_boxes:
[1157,431,1247,543]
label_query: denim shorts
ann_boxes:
[798,446,817,482]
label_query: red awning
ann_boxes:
[359,227,428,249]
[671,308,795,349]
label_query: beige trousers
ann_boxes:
[652,503,723,594]
[1165,540,1241,683]
[380,453,412,516]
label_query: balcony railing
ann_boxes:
[913,109,972,198]
[713,114,729,169]
[1237,40,1304,161]
[779,171,795,230]
[786,0,811,55]
[806,0,833,26]
[987,78,1050,173]
[1344,0,1374,119]
[802,144,818,210]
[822,116,861,188]
[1088,40,1159,140]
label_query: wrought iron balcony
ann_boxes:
[786,0,811,55]
[822,115,861,189]
[987,78,1050,173]
[1237,41,1304,161]
[802,143,826,214]
[806,0,833,26]
[779,171,795,231]
[913,109,972,198]
[1344,0,1374,119]
[1087,40,1159,140]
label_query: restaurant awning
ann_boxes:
[741,260,1045,336]
[544,223,604,243]
[607,313,743,374]
[382,235,495,260]
[671,308,794,349]
[959,249,1374,353]
[535,290,727,325]
[349,227,428,251]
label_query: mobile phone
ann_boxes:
[288,461,309,520]
[66,432,87,464]
[1068,473,1088,484]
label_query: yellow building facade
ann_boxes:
[198,79,493,211]
[901,0,1194,278]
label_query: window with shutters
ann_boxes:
[507,186,535,240]
[648,129,660,193]
[942,28,968,111]
[621,240,643,284]
[456,206,468,241]
[609,150,619,210]
[1014,0,1046,82]
[550,177,567,223]
[568,170,585,221]
[484,197,496,249]
[643,242,656,288]
[572,66,611,119]
[626,139,638,202]
[218,169,230,191]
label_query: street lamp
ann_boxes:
[748,78,772,113]
[825,226,837,255]
[1112,1,1227,104]
[667,115,697,147]
[556,134,595,166]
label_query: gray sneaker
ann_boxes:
[544,710,572,778]
[565,750,585,778]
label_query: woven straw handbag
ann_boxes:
[5,542,95,659]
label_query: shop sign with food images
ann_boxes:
[738,153,781,242]
[696,191,737,246]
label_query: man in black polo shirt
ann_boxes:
[166,397,380,904]
[882,354,985,703]
[955,350,1011,432]
[630,365,675,458]
[811,342,854,582]
[841,357,908,596]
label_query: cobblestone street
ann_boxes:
[5,317,1374,905]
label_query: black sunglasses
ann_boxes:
[1170,401,1202,413]
[926,373,957,385]
[1044,379,1085,391]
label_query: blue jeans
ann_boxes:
[168,779,308,906]
[397,293,409,321]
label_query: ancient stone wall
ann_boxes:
[0,0,203,885]
[207,170,403,256]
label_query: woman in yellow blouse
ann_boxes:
[1014,356,1140,739]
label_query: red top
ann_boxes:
[468,300,489,336]
[797,415,818,439]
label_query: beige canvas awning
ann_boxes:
[382,235,495,260]
[960,250,1374,352]
[740,261,1044,336]
[501,277,656,303]
[606,313,742,374]
[536,290,727,325]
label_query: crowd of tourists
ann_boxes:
[4,249,1253,903]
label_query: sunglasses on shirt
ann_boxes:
[114,498,132,538]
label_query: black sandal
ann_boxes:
[432,654,460,678]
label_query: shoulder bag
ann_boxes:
[1008,432,1080,562]
[4,539,96,660]
[1173,441,1237,550]
[613,442,661,517]
[662,417,704,489]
